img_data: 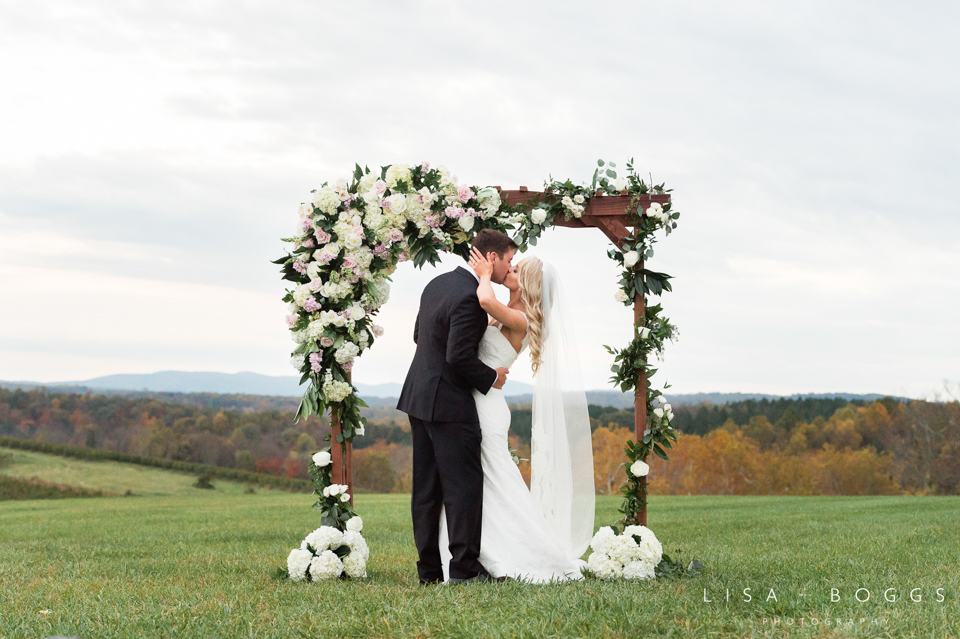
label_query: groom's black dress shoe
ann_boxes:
[419,577,443,586]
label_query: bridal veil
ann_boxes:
[529,263,596,560]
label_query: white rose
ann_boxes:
[613,177,628,191]
[312,451,332,467]
[346,516,363,533]
[386,193,406,214]
[656,395,667,404]
[573,194,585,204]
[654,407,664,418]
[630,460,650,477]
[458,216,475,232]
[531,209,547,225]
[340,493,350,503]
[638,327,651,339]
[356,424,365,436]
[614,289,628,303]
[623,251,640,268]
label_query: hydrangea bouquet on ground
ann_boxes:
[271,448,370,581]
[286,519,369,581]
[586,525,664,580]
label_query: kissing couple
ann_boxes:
[398,229,595,584]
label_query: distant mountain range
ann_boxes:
[0,371,905,408]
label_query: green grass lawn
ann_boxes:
[0,459,958,638]
[0,448,260,497]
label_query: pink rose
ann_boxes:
[373,180,387,196]
[372,324,384,337]
[302,237,315,248]
[320,336,334,348]
[342,256,358,269]
[285,314,298,328]
[308,279,323,293]
[457,185,473,203]
[315,230,331,245]
[388,228,404,244]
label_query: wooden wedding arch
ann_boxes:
[329,187,671,526]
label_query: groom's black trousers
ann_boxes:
[409,416,487,582]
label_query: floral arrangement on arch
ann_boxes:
[274,159,686,580]
[274,163,522,445]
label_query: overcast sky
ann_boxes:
[1,1,957,397]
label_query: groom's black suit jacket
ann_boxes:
[397,266,498,423]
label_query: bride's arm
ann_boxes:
[468,248,527,333]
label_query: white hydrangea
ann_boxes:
[587,550,622,579]
[342,553,367,579]
[309,550,344,580]
[358,172,379,193]
[623,560,656,580]
[292,284,314,308]
[607,535,642,565]
[287,548,313,582]
[590,527,617,555]
[385,163,412,189]
[624,525,663,565]
[312,187,341,217]
[323,373,352,402]
[346,516,363,533]
[302,526,344,552]
[342,530,369,560]
[349,246,374,270]
[290,354,304,372]
[335,342,360,365]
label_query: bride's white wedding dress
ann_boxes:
[439,320,586,583]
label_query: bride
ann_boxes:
[438,248,596,583]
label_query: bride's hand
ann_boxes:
[468,247,494,279]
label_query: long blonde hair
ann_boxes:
[518,256,544,375]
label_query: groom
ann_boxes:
[397,229,517,584]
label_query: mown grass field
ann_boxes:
[1,449,958,638]
[0,448,260,497]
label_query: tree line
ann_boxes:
[2,388,957,495]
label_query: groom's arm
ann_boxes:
[413,311,419,345]
[447,296,498,394]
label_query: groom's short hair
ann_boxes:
[472,229,518,258]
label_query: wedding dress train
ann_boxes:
[439,322,586,583]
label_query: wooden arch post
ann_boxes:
[330,375,354,505]
[499,187,672,526]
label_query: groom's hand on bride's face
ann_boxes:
[492,367,509,390]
